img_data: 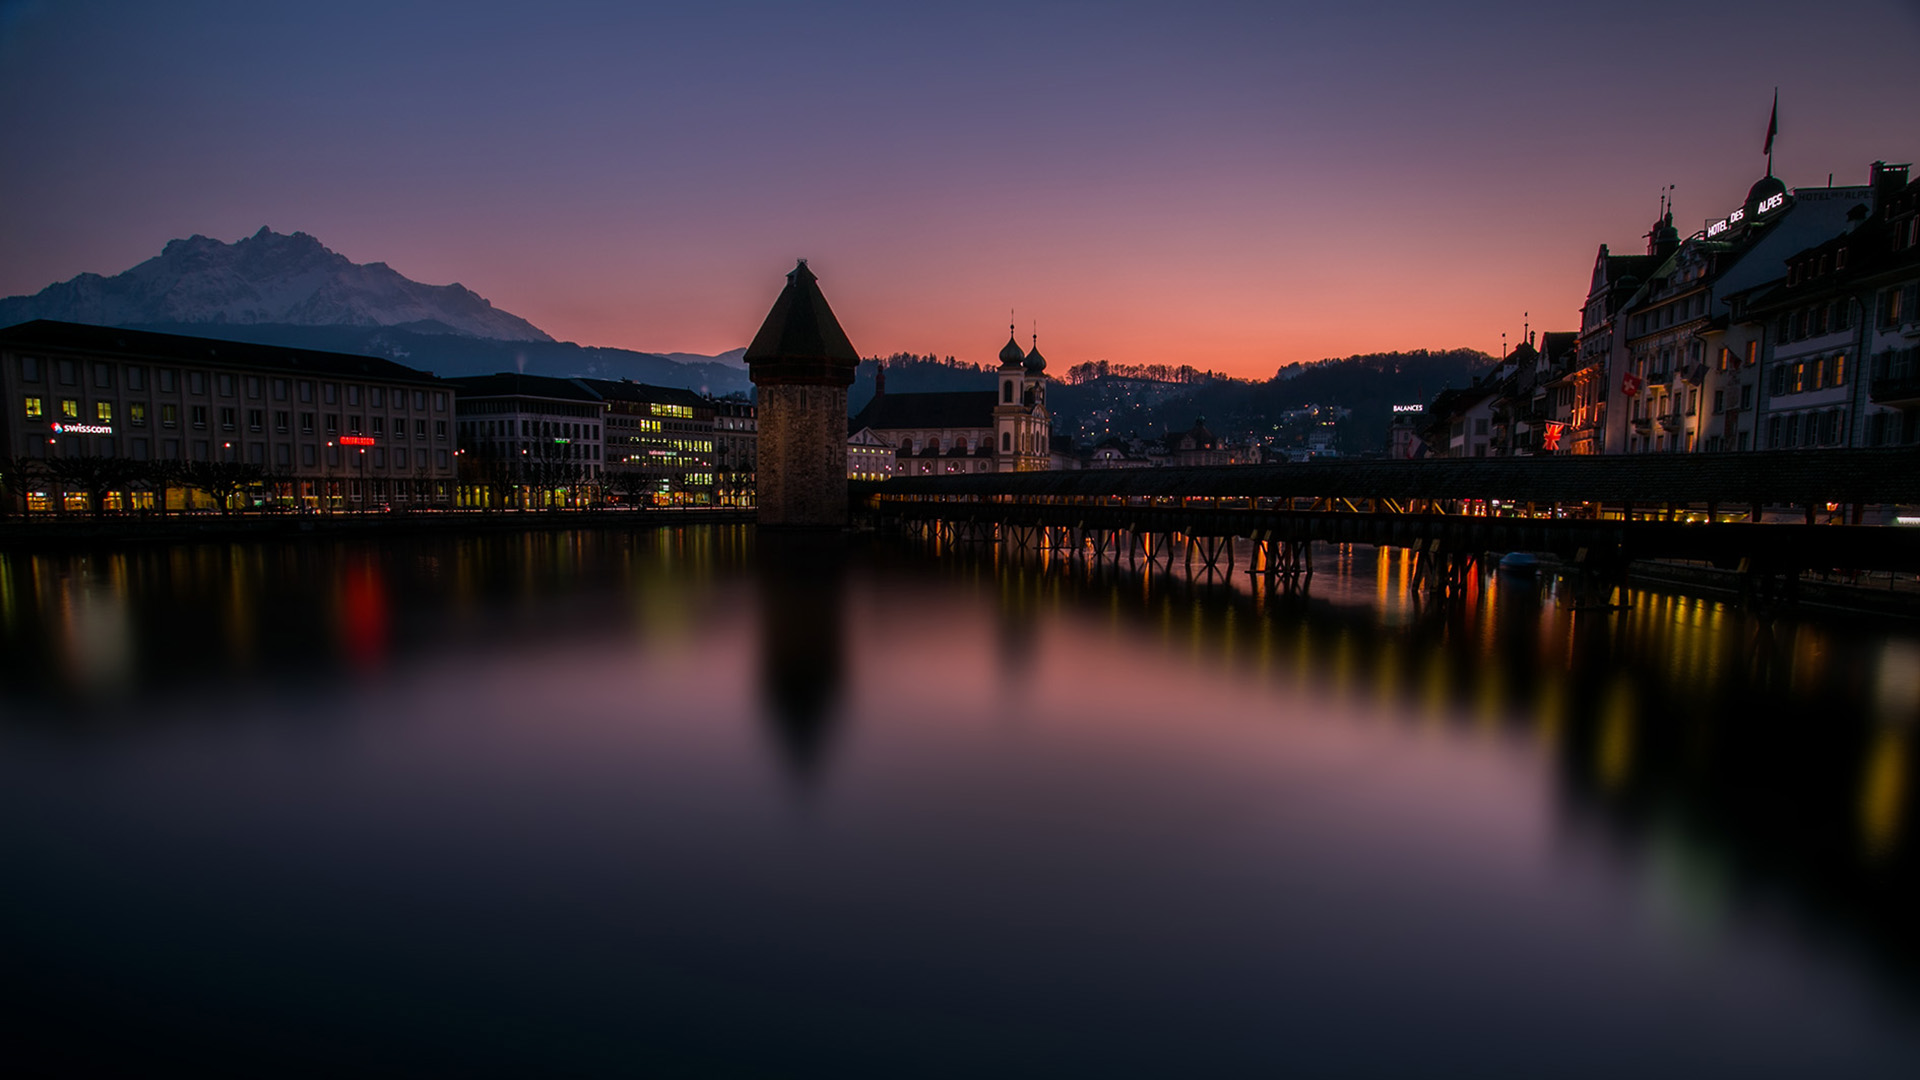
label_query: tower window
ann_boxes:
[1003,381,1013,403]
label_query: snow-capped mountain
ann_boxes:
[0,227,553,342]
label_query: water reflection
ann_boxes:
[894,539,1920,1009]
[0,528,1917,1074]
[757,531,847,783]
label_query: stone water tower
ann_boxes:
[745,260,860,528]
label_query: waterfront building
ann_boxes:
[449,373,605,508]
[713,398,757,506]
[1604,167,1875,454]
[1568,237,1664,454]
[1421,380,1500,458]
[846,428,895,481]
[848,330,1054,476]
[1738,163,1919,450]
[576,378,716,506]
[1085,434,1153,468]
[849,388,997,476]
[746,260,861,528]
[993,330,1052,472]
[1,319,455,511]
[1864,170,1920,443]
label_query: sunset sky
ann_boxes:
[3,0,1917,379]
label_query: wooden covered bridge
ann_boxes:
[853,448,1920,602]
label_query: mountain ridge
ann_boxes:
[0,228,554,343]
[0,229,756,395]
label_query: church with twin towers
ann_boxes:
[746,261,1055,526]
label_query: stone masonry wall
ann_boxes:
[756,383,849,527]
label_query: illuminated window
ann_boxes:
[96,401,113,422]
[60,398,79,419]
[23,396,41,418]
[1833,354,1847,386]
[130,402,146,426]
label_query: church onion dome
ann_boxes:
[1024,345,1047,375]
[999,333,1027,367]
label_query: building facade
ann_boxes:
[449,373,605,508]
[993,331,1052,472]
[1596,166,1877,455]
[1739,163,1919,450]
[714,398,757,506]
[2,320,456,511]
[848,330,1054,476]
[578,378,716,506]
[847,427,895,481]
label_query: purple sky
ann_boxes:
[2,0,1917,377]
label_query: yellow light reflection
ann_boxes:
[1859,727,1908,862]
[1597,679,1636,791]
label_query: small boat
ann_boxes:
[1496,551,1539,576]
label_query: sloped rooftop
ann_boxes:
[0,319,446,385]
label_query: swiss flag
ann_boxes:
[1622,372,1643,396]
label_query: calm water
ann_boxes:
[1,527,1918,1076]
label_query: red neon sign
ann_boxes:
[340,435,375,446]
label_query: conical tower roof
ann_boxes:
[746,260,860,386]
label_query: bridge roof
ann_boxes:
[867,449,1920,506]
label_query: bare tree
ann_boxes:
[0,456,42,519]
[178,461,267,515]
[42,456,148,519]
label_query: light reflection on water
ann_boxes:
[0,526,1917,1077]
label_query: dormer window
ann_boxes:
[1836,247,1848,269]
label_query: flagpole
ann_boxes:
[1765,88,1778,177]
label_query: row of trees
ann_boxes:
[458,457,610,510]
[0,456,702,520]
[0,456,279,519]
[1060,361,1222,385]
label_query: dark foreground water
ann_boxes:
[1,527,1918,1077]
